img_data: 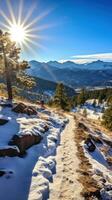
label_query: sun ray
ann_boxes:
[6,0,16,25]
[25,37,48,51]
[22,3,36,27]
[25,33,50,41]
[22,39,40,57]
[0,21,10,30]
[0,9,12,26]
[23,8,53,29]
[42,63,58,82]
[25,23,56,33]
[18,0,23,26]
[0,0,54,54]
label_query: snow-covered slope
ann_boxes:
[0,100,68,200]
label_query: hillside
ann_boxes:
[32,76,75,96]
[0,75,75,102]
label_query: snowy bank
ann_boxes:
[0,101,68,200]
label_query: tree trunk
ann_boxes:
[2,44,13,100]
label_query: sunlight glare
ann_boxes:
[9,24,26,44]
[0,0,54,50]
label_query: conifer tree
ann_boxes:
[102,106,112,130]
[0,29,34,100]
[53,83,70,110]
[77,89,86,106]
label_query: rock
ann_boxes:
[12,103,26,113]
[9,134,42,153]
[0,171,5,177]
[0,146,20,157]
[78,122,89,131]
[85,137,96,152]
[89,134,103,144]
[82,187,101,199]
[43,125,49,132]
[0,118,9,125]
[101,185,112,200]
[12,103,37,115]
[95,169,103,177]
[40,125,49,134]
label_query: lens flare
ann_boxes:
[9,24,26,44]
[0,0,58,81]
[0,0,53,50]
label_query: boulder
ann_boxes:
[78,122,89,132]
[85,137,96,152]
[0,146,20,157]
[12,103,37,115]
[9,134,42,153]
[41,125,49,134]
[0,171,5,177]
[0,118,9,125]
[12,103,26,113]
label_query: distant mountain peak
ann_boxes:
[27,59,112,88]
[47,61,59,64]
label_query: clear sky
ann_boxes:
[0,0,112,63]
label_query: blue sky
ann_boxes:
[0,0,112,63]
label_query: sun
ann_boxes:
[9,24,26,44]
[0,0,53,52]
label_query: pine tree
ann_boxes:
[53,83,70,110]
[0,29,34,100]
[102,106,112,130]
[77,89,86,106]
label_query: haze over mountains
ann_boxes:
[27,60,112,88]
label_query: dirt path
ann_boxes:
[49,115,83,200]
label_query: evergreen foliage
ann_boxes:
[53,83,70,111]
[102,106,112,130]
[76,89,86,106]
[73,88,112,106]
[0,29,35,100]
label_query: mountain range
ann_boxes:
[26,60,112,88]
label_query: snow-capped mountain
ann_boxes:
[26,60,112,88]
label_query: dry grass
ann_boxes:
[87,118,112,139]
[74,122,101,199]
[77,112,112,138]
[107,156,112,166]
[100,146,110,156]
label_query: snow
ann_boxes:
[0,101,67,200]
[49,115,83,200]
[82,130,112,199]
[72,100,105,120]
